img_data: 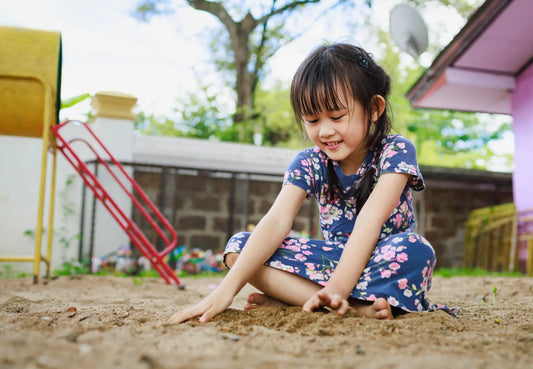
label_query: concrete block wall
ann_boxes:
[127,164,513,268]
[131,168,320,254]
[420,167,513,268]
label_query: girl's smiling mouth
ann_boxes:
[324,141,342,148]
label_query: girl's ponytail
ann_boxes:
[326,140,383,215]
[326,159,344,203]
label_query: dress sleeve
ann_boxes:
[378,135,425,191]
[283,149,320,197]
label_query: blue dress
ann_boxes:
[225,134,455,315]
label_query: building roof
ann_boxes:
[133,134,299,176]
[406,0,533,115]
[132,134,512,183]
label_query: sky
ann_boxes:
[0,0,443,120]
[1,0,513,169]
[1,0,217,119]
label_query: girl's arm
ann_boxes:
[168,184,307,323]
[303,172,409,313]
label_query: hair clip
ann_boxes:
[358,55,369,68]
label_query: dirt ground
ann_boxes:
[0,274,532,369]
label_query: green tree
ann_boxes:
[135,111,184,137]
[254,23,513,170]
[133,0,361,126]
[133,0,513,170]
[376,24,512,170]
[253,80,295,147]
[177,81,233,139]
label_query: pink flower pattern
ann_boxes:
[225,135,457,316]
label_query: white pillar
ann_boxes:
[84,91,137,265]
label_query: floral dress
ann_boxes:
[225,134,455,315]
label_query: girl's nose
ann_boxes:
[319,122,335,138]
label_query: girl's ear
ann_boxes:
[371,95,386,122]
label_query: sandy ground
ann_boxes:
[0,274,532,369]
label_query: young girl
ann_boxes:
[169,43,453,324]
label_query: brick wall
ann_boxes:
[132,166,321,254]
[418,166,513,268]
[130,164,513,268]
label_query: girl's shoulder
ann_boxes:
[294,146,329,164]
[381,134,415,148]
[379,134,417,156]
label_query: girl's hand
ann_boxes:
[302,288,350,316]
[167,289,234,324]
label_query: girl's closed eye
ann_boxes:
[331,114,345,121]
[304,116,319,124]
[328,109,348,121]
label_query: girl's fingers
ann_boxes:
[335,299,350,316]
[303,292,350,315]
[199,307,217,323]
[168,302,209,324]
[316,291,350,315]
[167,308,198,324]
[199,304,218,323]
[302,296,320,312]
[167,287,235,324]
[316,291,334,306]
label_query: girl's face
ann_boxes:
[302,95,384,175]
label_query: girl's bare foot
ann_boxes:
[350,297,394,320]
[244,292,287,310]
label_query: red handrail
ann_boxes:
[51,120,183,287]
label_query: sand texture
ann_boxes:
[1,274,532,369]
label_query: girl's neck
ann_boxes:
[338,146,369,175]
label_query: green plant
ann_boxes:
[22,174,81,266]
[434,267,523,278]
[0,264,28,279]
[56,174,81,252]
[53,259,90,276]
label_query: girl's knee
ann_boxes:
[224,252,239,269]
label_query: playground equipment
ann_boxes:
[52,120,183,286]
[0,26,183,287]
[0,26,62,283]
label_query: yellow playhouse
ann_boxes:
[0,26,62,283]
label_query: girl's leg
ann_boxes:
[226,252,321,306]
[225,252,393,319]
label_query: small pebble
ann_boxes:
[79,344,92,355]
[222,333,240,341]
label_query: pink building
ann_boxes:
[406,0,533,272]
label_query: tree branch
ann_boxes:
[250,0,279,101]
[255,0,320,25]
[187,0,236,33]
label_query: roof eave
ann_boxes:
[406,0,514,108]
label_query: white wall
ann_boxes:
[0,131,83,274]
[0,102,299,275]
[85,117,133,263]
[0,114,135,274]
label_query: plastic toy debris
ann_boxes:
[91,244,225,276]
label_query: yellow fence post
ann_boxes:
[526,238,533,277]
[464,204,533,275]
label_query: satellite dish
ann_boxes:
[390,4,428,59]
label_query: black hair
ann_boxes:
[290,43,392,214]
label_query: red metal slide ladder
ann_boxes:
[51,120,183,288]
